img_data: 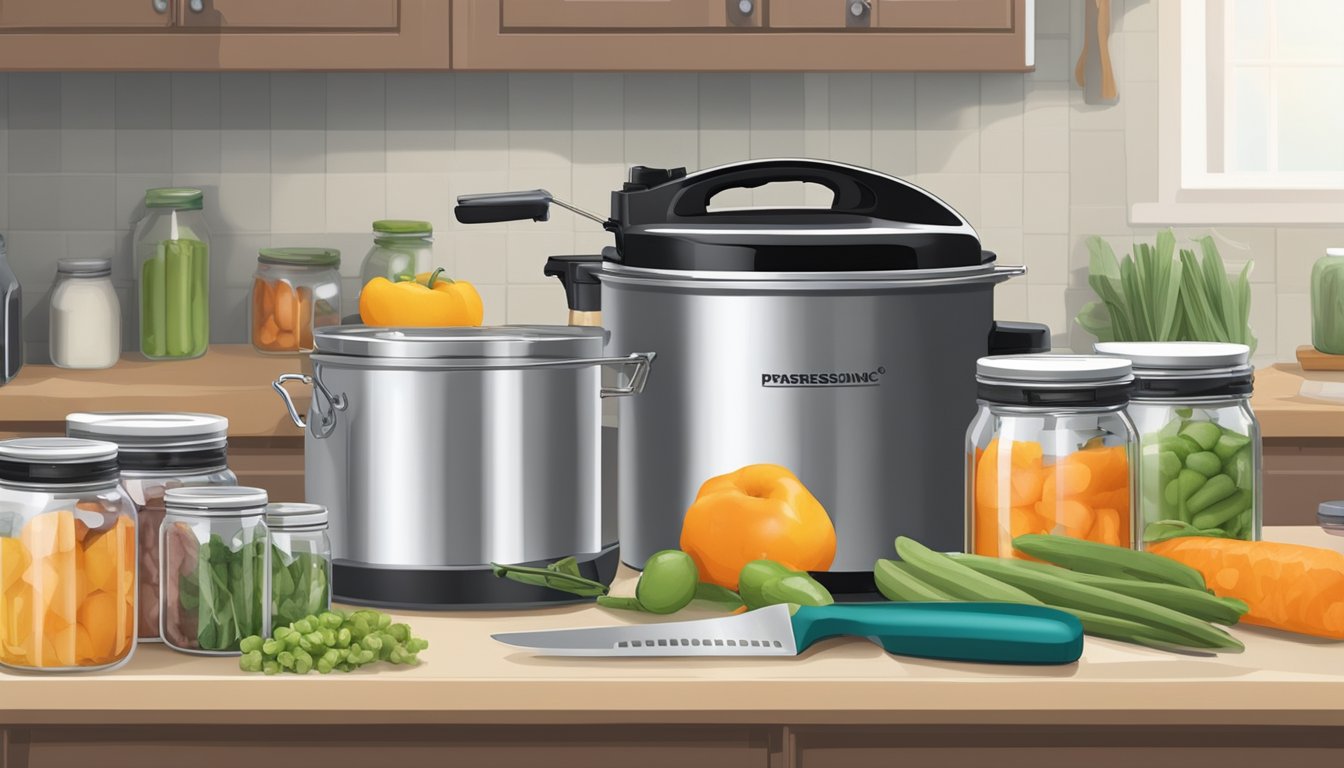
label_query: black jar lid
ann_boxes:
[976,354,1134,407]
[0,437,120,486]
[1093,342,1253,399]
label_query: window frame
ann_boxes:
[1132,0,1344,224]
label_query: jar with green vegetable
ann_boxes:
[160,487,270,655]
[1311,248,1344,354]
[1094,342,1261,546]
[264,503,331,629]
[357,220,434,305]
[134,188,210,360]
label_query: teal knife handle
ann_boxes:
[791,602,1083,665]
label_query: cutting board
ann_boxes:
[1296,345,1344,371]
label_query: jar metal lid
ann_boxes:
[313,324,606,362]
[145,187,204,211]
[57,258,112,277]
[67,412,228,449]
[0,437,120,486]
[259,247,341,268]
[1319,500,1344,522]
[373,219,432,237]
[1093,341,1251,372]
[1327,248,1344,257]
[165,486,268,513]
[976,354,1134,387]
[264,502,328,529]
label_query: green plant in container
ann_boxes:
[1077,229,1256,353]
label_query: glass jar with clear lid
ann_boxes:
[265,503,331,628]
[967,355,1137,558]
[357,220,433,301]
[0,438,137,672]
[160,486,269,655]
[66,412,238,642]
[134,187,210,361]
[1094,342,1261,546]
[251,248,343,354]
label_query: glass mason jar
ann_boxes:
[250,248,343,354]
[265,503,331,628]
[357,220,433,303]
[1311,248,1344,354]
[50,258,120,370]
[66,412,237,642]
[967,355,1138,558]
[0,438,137,672]
[1095,342,1261,547]
[134,188,210,361]
[160,486,269,655]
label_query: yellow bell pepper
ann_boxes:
[358,268,484,327]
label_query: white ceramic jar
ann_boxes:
[50,258,120,369]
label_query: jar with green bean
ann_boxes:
[134,188,210,360]
[1094,342,1261,546]
[1311,248,1344,354]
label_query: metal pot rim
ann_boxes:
[597,263,1025,291]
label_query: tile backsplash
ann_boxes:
[0,0,1327,366]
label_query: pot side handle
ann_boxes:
[272,373,312,429]
[988,321,1052,356]
[599,352,656,399]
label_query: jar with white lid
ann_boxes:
[265,503,331,628]
[1094,342,1260,546]
[0,437,137,672]
[66,412,238,642]
[50,258,120,370]
[160,486,269,655]
[967,355,1138,558]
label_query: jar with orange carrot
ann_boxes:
[249,248,343,355]
[0,438,138,672]
[967,355,1138,558]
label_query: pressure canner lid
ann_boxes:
[312,325,606,362]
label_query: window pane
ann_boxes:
[1277,67,1344,172]
[1227,67,1270,173]
[1274,0,1344,63]
[1229,0,1269,61]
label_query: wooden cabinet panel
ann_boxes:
[1263,439,1344,526]
[177,0,398,30]
[454,0,1030,70]
[771,0,1014,30]
[0,0,450,69]
[0,0,170,29]
[873,0,1013,30]
[503,0,758,29]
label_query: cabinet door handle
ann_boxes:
[189,0,205,12]
[847,0,871,27]
[738,0,754,14]
[152,0,169,13]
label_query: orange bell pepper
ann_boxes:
[679,464,837,590]
[359,268,484,327]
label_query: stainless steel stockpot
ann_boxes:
[272,325,653,609]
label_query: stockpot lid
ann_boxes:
[976,354,1134,408]
[312,325,606,361]
[1093,342,1253,399]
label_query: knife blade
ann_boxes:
[494,601,1084,665]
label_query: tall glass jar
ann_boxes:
[250,248,343,354]
[134,188,210,361]
[66,412,237,642]
[160,486,269,655]
[967,355,1137,558]
[0,438,137,672]
[50,258,121,370]
[1311,248,1344,354]
[265,503,331,628]
[1095,342,1261,546]
[357,220,433,301]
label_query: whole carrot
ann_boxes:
[1148,537,1344,639]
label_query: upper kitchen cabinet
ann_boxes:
[0,0,451,70]
[453,0,1032,71]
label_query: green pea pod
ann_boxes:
[491,561,609,598]
[738,560,795,609]
[595,595,644,612]
[693,582,745,611]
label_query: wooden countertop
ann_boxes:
[1,526,1341,728]
[0,345,308,439]
[1253,364,1344,439]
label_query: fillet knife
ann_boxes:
[493,602,1084,665]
